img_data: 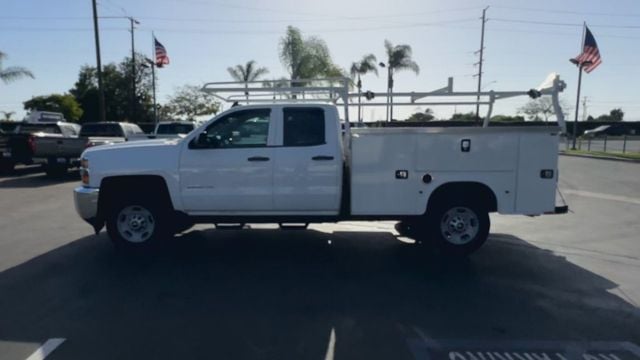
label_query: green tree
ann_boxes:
[383,40,420,121]
[0,51,34,84]
[350,54,378,122]
[165,85,220,121]
[609,108,624,122]
[490,115,525,122]
[227,60,269,102]
[519,97,569,122]
[407,108,435,122]
[450,112,479,122]
[70,53,154,123]
[23,94,83,122]
[279,26,343,87]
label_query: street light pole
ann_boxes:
[91,0,106,123]
[129,17,139,122]
[570,57,591,150]
[475,6,489,124]
[571,63,585,150]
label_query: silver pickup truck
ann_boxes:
[33,122,144,176]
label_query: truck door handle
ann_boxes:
[247,156,270,162]
[312,155,334,161]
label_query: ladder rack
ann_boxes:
[201,73,568,132]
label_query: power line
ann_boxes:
[491,18,640,29]
[493,5,640,19]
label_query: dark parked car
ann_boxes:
[583,124,630,138]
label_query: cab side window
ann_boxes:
[283,108,325,147]
[195,109,271,149]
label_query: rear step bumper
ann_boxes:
[546,205,569,215]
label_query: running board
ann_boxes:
[278,223,309,230]
[215,223,246,230]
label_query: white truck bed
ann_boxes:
[350,126,560,216]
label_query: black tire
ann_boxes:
[44,164,68,177]
[106,193,170,251]
[0,160,15,174]
[427,201,490,256]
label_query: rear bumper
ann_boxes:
[545,205,569,215]
[73,186,99,222]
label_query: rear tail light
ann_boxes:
[27,135,36,154]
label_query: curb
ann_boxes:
[559,152,640,163]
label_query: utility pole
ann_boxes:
[128,17,139,122]
[582,96,588,121]
[474,6,489,124]
[91,0,106,123]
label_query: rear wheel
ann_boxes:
[106,194,170,250]
[427,201,490,256]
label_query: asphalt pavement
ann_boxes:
[0,157,638,360]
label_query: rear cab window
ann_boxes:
[79,123,125,137]
[16,124,62,134]
[157,123,195,135]
[283,108,325,147]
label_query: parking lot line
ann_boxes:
[24,338,65,360]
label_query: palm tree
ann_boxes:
[227,60,269,102]
[383,40,419,121]
[279,26,343,89]
[350,54,378,122]
[0,51,34,84]
[1,111,15,121]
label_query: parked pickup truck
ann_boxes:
[128,121,197,141]
[73,77,569,256]
[32,122,144,176]
[0,122,80,173]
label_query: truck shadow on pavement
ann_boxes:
[0,229,638,360]
[0,170,79,188]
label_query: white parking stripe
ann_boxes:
[25,338,66,360]
[563,189,640,206]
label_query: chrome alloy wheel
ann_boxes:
[439,206,479,245]
[116,205,156,243]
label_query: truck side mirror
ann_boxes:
[189,132,208,149]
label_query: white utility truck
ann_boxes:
[73,75,568,255]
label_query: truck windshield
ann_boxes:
[157,123,194,135]
[79,124,125,137]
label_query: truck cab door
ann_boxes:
[272,107,342,214]
[179,108,275,213]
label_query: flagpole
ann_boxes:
[571,22,587,150]
[151,32,158,125]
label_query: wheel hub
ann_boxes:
[116,205,155,243]
[440,206,479,245]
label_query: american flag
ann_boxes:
[571,25,601,73]
[154,37,170,68]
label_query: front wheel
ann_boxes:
[106,196,169,250]
[427,202,490,256]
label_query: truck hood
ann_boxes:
[84,138,180,154]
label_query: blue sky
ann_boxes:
[1,0,639,121]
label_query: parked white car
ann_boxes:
[74,77,568,255]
